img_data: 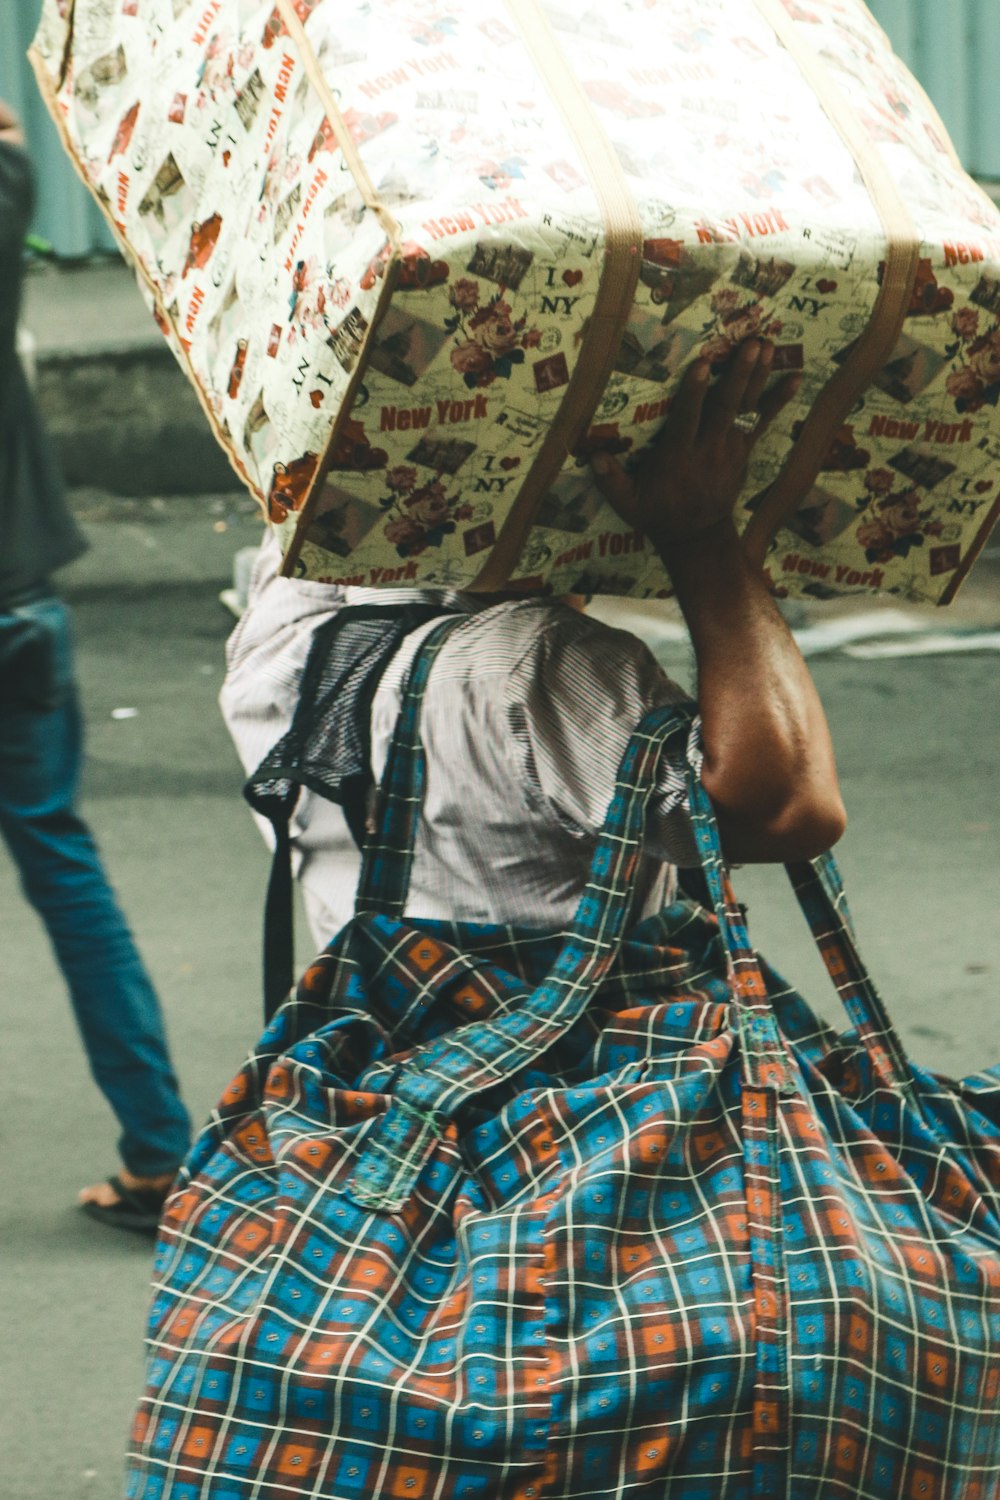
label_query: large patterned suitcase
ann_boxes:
[30,1,1000,601]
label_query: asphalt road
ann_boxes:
[1,497,998,1500]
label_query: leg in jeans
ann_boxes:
[0,594,191,1178]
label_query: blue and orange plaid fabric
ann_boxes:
[128,621,1000,1498]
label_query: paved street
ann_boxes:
[1,496,998,1500]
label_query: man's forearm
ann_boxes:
[663,519,846,862]
[592,343,845,861]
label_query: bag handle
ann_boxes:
[691,767,912,1095]
[786,853,914,1094]
[348,688,796,1210]
[353,615,466,919]
[251,605,459,1021]
[347,624,913,1211]
[691,778,913,1095]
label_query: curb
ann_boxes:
[24,259,241,497]
[36,343,240,497]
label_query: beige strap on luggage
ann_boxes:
[742,0,921,565]
[289,0,924,588]
[275,0,405,571]
[468,0,644,590]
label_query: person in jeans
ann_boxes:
[0,101,191,1231]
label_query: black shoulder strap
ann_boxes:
[246,601,459,1019]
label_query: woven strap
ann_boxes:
[354,615,466,918]
[348,623,917,1210]
[251,604,458,1019]
[786,852,914,1093]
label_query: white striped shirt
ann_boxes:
[220,532,701,943]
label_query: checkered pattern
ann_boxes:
[127,625,1000,1498]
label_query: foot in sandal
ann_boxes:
[78,1168,177,1234]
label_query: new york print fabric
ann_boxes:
[32,0,1000,601]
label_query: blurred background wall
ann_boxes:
[2,0,999,259]
[0,0,117,256]
[867,0,1000,172]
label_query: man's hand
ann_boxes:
[592,340,800,554]
[0,99,25,148]
[591,336,845,865]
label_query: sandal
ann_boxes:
[79,1174,170,1234]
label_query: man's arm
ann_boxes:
[593,340,847,863]
[0,101,35,425]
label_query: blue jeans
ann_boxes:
[0,593,191,1177]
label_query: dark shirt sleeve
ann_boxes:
[0,141,86,599]
[0,142,35,406]
[0,140,34,252]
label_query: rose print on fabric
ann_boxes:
[945,307,1000,414]
[360,241,449,294]
[697,285,785,367]
[445,279,541,390]
[33,0,1000,604]
[854,467,943,565]
[379,465,474,558]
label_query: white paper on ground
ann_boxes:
[844,632,1000,658]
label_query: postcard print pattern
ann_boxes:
[30,0,1000,600]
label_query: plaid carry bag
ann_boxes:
[128,621,1000,1499]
